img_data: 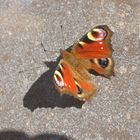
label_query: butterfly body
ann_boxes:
[54,25,114,101]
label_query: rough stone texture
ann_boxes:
[0,0,139,140]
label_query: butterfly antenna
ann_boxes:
[60,25,65,48]
[41,42,48,59]
[41,42,59,54]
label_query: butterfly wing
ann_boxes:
[54,51,96,101]
[53,25,114,101]
[71,25,114,77]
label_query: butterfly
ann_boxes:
[53,25,114,101]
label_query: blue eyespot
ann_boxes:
[98,58,109,68]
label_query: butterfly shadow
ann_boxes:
[23,58,84,111]
[0,130,74,140]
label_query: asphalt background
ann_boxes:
[0,0,139,140]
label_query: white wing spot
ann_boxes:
[87,32,95,41]
[54,70,64,88]
[99,42,103,44]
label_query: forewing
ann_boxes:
[72,25,113,58]
[71,25,114,77]
[54,59,96,101]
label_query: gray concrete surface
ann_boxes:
[0,0,140,140]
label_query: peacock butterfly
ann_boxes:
[54,25,114,101]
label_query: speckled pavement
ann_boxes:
[0,0,139,140]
